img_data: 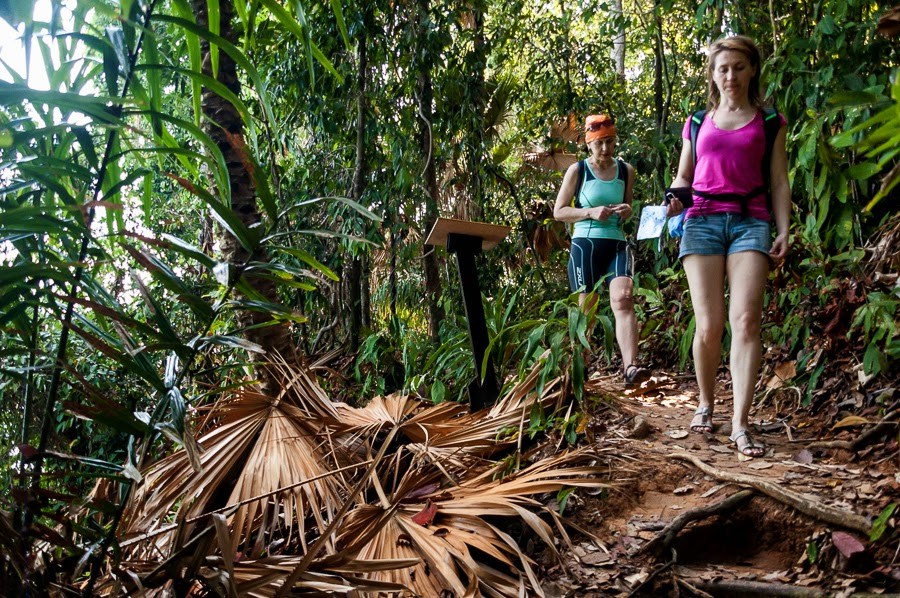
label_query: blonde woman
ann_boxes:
[667,36,791,457]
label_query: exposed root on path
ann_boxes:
[636,489,755,558]
[805,407,900,451]
[691,578,900,597]
[669,452,871,534]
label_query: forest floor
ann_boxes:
[537,369,900,597]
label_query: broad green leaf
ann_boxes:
[170,0,202,125]
[62,399,151,436]
[160,233,217,269]
[274,247,339,281]
[328,0,351,52]
[280,195,381,222]
[826,91,878,107]
[871,503,897,542]
[188,334,265,354]
[847,161,880,180]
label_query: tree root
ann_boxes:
[636,490,754,557]
[692,578,900,597]
[669,452,870,535]
[805,408,900,452]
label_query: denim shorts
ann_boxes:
[568,237,632,293]
[678,213,772,259]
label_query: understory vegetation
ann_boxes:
[0,0,898,595]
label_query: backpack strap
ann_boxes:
[760,106,781,210]
[572,159,585,208]
[689,109,707,167]
[615,158,629,187]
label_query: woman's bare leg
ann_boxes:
[725,250,769,444]
[609,276,639,368]
[683,254,727,415]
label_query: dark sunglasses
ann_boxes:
[585,120,614,132]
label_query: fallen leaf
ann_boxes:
[701,484,727,498]
[673,486,692,495]
[748,461,773,470]
[625,571,649,586]
[666,430,689,439]
[793,449,814,464]
[581,552,613,566]
[857,483,875,497]
[411,499,438,526]
[775,360,797,380]
[832,531,866,559]
[832,415,871,430]
[710,445,732,454]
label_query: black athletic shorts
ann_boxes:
[567,237,632,293]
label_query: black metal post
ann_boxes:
[446,232,500,411]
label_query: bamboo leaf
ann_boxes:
[272,247,339,281]
[328,0,351,52]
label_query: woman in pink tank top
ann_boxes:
[666,36,791,458]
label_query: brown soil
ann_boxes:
[539,370,900,597]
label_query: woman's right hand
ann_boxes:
[666,199,684,217]
[590,206,613,221]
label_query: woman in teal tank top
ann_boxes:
[553,114,650,386]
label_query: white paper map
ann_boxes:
[637,205,668,240]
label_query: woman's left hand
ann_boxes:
[769,232,789,263]
[613,204,632,220]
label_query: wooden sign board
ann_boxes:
[424,217,511,251]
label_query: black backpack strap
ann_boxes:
[761,106,781,211]
[689,109,707,166]
[616,158,629,186]
[572,159,585,208]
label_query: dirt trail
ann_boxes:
[541,370,900,597]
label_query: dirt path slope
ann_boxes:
[542,371,900,597]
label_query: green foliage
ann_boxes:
[871,502,897,542]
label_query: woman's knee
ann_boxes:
[610,280,634,312]
[694,319,725,346]
[730,310,762,343]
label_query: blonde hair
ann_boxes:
[706,35,762,110]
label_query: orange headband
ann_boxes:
[585,114,616,143]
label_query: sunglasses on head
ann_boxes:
[585,120,614,132]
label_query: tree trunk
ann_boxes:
[611,0,625,80]
[192,0,296,396]
[467,1,487,213]
[652,6,668,190]
[349,27,369,353]
[417,0,445,342]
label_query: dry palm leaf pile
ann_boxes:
[97,355,614,596]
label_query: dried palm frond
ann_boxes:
[121,386,345,561]
[522,149,579,172]
[336,448,610,597]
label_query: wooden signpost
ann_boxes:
[425,217,511,412]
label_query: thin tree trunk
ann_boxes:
[468,1,487,213]
[612,0,625,80]
[349,28,369,353]
[417,0,444,342]
[192,0,296,396]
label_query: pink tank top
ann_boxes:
[681,111,787,221]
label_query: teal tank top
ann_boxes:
[571,159,627,241]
